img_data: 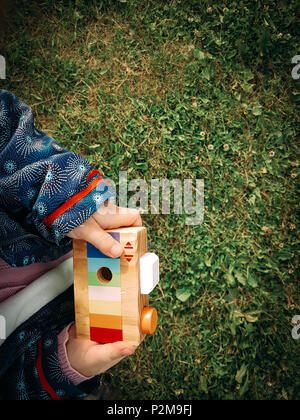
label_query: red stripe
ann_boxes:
[87,169,110,186]
[36,340,62,400]
[44,174,104,228]
[90,327,123,343]
[87,169,102,181]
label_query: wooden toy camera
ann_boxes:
[73,227,159,346]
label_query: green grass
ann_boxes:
[1,0,299,400]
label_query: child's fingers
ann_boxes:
[84,226,123,258]
[94,205,142,229]
[68,217,123,258]
[101,341,135,362]
[67,204,142,257]
[87,341,136,374]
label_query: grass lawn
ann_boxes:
[1,0,299,400]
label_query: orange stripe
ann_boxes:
[44,175,104,227]
[89,313,122,330]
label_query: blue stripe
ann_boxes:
[87,232,120,258]
[87,257,120,274]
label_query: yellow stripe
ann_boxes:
[89,313,122,330]
[89,300,122,316]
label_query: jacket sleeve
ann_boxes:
[0,286,101,400]
[57,324,94,386]
[0,90,116,267]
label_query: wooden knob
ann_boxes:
[140,307,158,335]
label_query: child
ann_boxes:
[0,89,140,400]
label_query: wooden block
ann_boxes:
[73,226,158,346]
[73,240,90,340]
[118,227,148,345]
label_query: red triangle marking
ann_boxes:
[125,257,133,262]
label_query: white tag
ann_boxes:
[139,253,159,294]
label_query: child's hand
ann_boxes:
[67,203,142,258]
[66,324,135,377]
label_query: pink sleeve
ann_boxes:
[57,323,94,386]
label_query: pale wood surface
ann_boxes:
[73,239,90,340]
[119,227,148,346]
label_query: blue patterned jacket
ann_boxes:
[0,90,116,399]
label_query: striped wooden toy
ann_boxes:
[73,226,158,346]
[87,232,123,343]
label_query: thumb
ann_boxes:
[95,341,135,362]
[68,217,123,258]
[87,341,136,374]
